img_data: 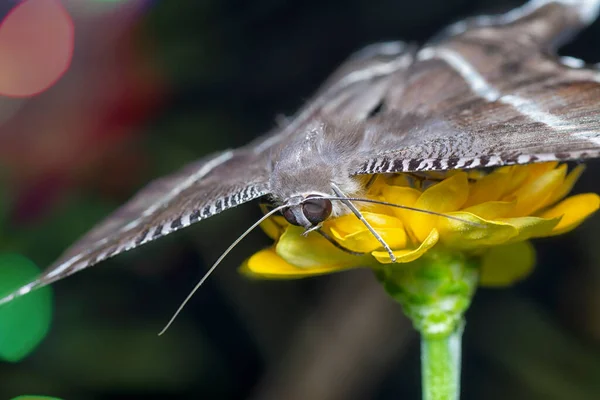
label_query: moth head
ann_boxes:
[282,194,333,229]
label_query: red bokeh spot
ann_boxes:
[0,0,74,97]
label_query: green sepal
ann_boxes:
[375,250,479,339]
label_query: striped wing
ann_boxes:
[0,149,272,305]
[0,37,417,305]
[3,0,599,305]
[354,0,600,174]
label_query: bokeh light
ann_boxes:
[0,254,51,363]
[0,1,599,399]
[0,0,74,97]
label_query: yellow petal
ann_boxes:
[499,216,560,242]
[537,193,600,236]
[462,201,516,220]
[326,212,403,234]
[330,227,407,253]
[410,173,469,241]
[479,241,536,287]
[521,162,559,182]
[380,186,422,237]
[365,175,412,205]
[372,228,439,264]
[381,185,421,208]
[464,167,513,207]
[260,215,288,240]
[543,165,585,208]
[363,175,387,196]
[326,212,407,252]
[466,169,487,180]
[241,248,355,279]
[276,226,367,268]
[385,174,412,188]
[502,165,529,195]
[438,212,518,250]
[504,164,566,216]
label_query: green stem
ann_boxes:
[376,251,477,400]
[421,325,463,400]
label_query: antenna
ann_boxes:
[160,190,482,334]
[324,197,482,227]
[158,204,288,336]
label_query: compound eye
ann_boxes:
[302,196,332,225]
[282,207,301,226]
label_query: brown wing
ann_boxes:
[257,40,415,150]
[5,1,599,305]
[354,0,600,174]
[0,39,417,305]
[0,149,271,305]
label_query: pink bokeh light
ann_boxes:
[0,0,74,97]
[0,0,165,223]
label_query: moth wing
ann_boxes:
[0,39,418,304]
[313,41,416,121]
[266,40,415,145]
[353,0,600,174]
[0,148,272,304]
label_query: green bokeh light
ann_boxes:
[11,396,63,400]
[0,254,52,362]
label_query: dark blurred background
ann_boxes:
[0,0,599,399]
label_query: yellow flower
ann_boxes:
[241,163,599,286]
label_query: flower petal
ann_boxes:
[260,215,288,240]
[367,174,410,196]
[464,167,513,207]
[380,185,421,240]
[372,228,439,264]
[330,227,407,253]
[386,174,412,187]
[499,216,560,242]
[328,212,406,252]
[479,241,535,286]
[504,164,566,216]
[462,201,516,220]
[241,248,356,279]
[410,173,469,241]
[381,185,421,212]
[543,164,585,207]
[326,212,403,234]
[438,212,517,250]
[537,193,600,236]
[276,226,367,268]
[502,165,530,195]
[525,161,559,177]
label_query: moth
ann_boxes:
[2,0,600,315]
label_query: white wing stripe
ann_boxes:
[418,47,600,146]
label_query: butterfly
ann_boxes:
[2,0,600,312]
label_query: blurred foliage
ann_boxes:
[0,0,599,399]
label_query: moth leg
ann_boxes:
[364,174,379,190]
[404,172,479,190]
[331,182,397,262]
[401,172,444,190]
[317,230,366,256]
[259,202,274,214]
